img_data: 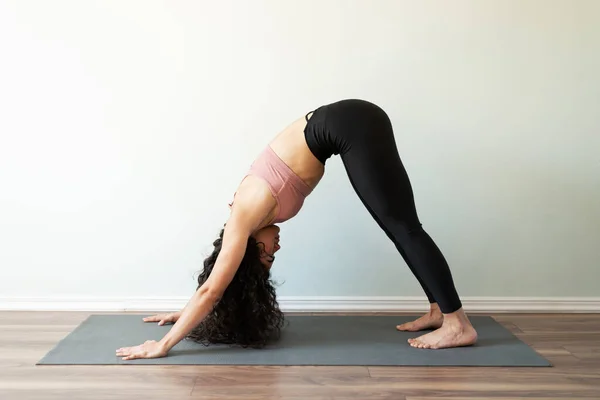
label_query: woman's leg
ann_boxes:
[325,99,477,349]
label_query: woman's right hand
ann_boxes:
[143,312,181,326]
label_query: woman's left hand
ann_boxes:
[116,340,168,361]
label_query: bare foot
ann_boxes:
[408,309,478,349]
[396,306,443,332]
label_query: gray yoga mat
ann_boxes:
[37,314,550,366]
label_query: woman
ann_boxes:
[116,99,477,361]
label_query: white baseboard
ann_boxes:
[279,296,600,313]
[0,296,599,313]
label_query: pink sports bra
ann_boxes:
[230,145,314,224]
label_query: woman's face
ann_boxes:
[252,225,281,269]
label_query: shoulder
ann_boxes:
[228,175,277,233]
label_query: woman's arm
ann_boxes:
[158,222,250,352]
[116,180,275,360]
[116,220,250,360]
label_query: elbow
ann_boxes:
[197,284,223,304]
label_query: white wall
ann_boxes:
[1,1,599,308]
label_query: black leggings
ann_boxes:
[304,99,462,314]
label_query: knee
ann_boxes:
[386,218,424,242]
[401,221,424,236]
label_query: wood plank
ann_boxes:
[407,397,595,400]
[497,313,600,333]
[187,382,599,399]
[368,365,599,379]
[511,332,600,348]
[0,366,197,390]
[190,385,409,399]
[0,343,56,366]
[0,389,193,400]
[188,371,599,397]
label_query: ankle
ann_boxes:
[442,308,470,326]
[428,303,441,315]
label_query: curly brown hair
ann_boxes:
[186,228,285,348]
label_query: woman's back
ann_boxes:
[230,113,325,229]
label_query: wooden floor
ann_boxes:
[1,312,599,400]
